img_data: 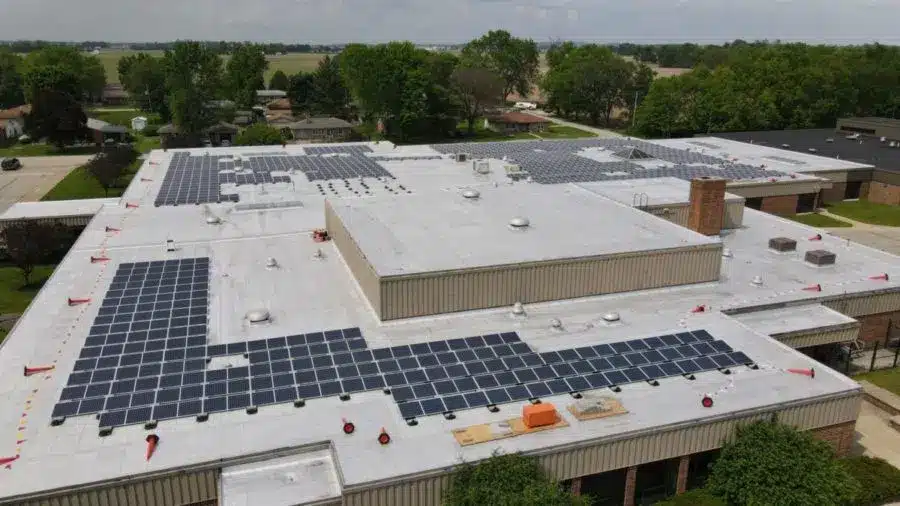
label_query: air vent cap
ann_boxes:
[246,309,271,323]
[509,216,530,228]
[805,249,836,266]
[768,237,797,252]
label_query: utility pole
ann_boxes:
[631,91,639,128]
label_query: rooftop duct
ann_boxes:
[805,250,836,266]
[768,237,797,252]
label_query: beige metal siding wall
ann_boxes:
[724,201,744,229]
[341,394,860,506]
[378,245,722,320]
[0,216,92,229]
[824,291,900,318]
[326,201,381,314]
[18,469,218,506]
[775,324,861,349]
[727,181,827,199]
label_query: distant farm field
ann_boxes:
[88,51,329,83]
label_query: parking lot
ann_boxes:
[0,155,92,213]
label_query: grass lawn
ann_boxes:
[855,368,900,396]
[825,200,900,226]
[92,51,328,84]
[0,265,56,314]
[790,213,852,228]
[537,125,596,139]
[0,143,98,157]
[41,165,127,200]
[135,135,161,154]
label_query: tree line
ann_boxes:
[0,40,340,54]
[634,43,900,138]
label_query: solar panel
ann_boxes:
[54,258,755,429]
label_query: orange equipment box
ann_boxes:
[522,403,558,428]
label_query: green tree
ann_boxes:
[461,30,539,101]
[118,53,169,120]
[705,421,859,506]
[225,44,268,108]
[234,123,284,146]
[269,69,290,91]
[24,89,88,148]
[309,55,350,118]
[1,222,62,285]
[652,489,725,506]
[287,72,314,112]
[0,50,25,109]
[163,41,223,136]
[452,66,503,134]
[86,145,138,196]
[22,47,105,102]
[444,453,587,506]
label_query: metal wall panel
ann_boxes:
[340,394,860,506]
[19,469,218,506]
[775,324,860,349]
[378,245,722,320]
[724,201,745,229]
[824,290,900,317]
[645,202,742,230]
[727,181,827,199]
[326,201,381,314]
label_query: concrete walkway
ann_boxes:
[816,209,900,255]
[0,155,92,213]
[529,110,623,138]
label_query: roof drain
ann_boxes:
[461,189,481,200]
[509,217,530,230]
[602,312,621,323]
[246,309,271,324]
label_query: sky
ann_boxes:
[0,0,898,44]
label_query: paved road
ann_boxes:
[529,110,623,138]
[0,155,92,213]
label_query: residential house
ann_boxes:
[101,84,130,106]
[288,117,353,142]
[158,122,239,147]
[257,90,287,105]
[86,118,128,145]
[0,105,31,140]
[485,112,550,134]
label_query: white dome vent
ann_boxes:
[751,275,764,286]
[509,216,530,229]
[511,301,526,317]
[722,248,733,258]
[550,318,563,330]
[462,189,480,199]
[265,257,279,269]
[602,312,621,323]
[246,309,271,324]
[206,214,221,225]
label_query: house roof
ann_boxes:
[86,118,128,134]
[267,98,292,111]
[257,90,288,98]
[0,105,31,120]
[487,112,550,124]
[157,122,240,135]
[288,117,352,130]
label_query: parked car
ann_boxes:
[1,158,22,171]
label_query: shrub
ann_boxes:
[840,456,900,506]
[653,489,725,506]
[142,124,160,137]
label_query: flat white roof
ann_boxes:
[220,447,341,506]
[0,138,890,503]
[731,304,858,337]
[0,198,120,221]
[576,177,744,207]
[329,183,720,276]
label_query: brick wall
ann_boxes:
[857,310,900,345]
[623,466,637,506]
[761,194,799,216]
[811,421,856,457]
[821,183,848,203]
[867,182,900,206]
[676,456,690,494]
[688,178,726,235]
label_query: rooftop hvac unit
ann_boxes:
[455,153,469,163]
[504,164,527,177]
[473,160,490,174]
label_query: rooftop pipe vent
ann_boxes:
[602,312,621,323]
[462,189,480,199]
[722,248,733,258]
[550,318,563,330]
[205,214,221,225]
[265,257,278,269]
[511,302,526,317]
[805,250,836,266]
[246,309,271,324]
[768,237,797,252]
[509,216,530,229]
[751,275,764,286]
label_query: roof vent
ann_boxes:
[511,302,526,317]
[165,239,176,252]
[751,275,764,286]
[550,318,563,330]
[805,249,836,266]
[808,148,817,153]
[768,237,797,252]
[265,257,278,269]
[509,216,530,229]
[825,138,834,143]
[722,248,733,258]
[206,214,221,225]
[781,143,790,148]
[246,309,271,324]
[602,312,621,323]
[461,189,480,200]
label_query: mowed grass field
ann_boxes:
[90,51,330,83]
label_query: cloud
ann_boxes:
[0,0,897,43]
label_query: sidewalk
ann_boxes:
[529,110,622,138]
[815,209,900,255]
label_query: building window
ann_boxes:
[839,125,877,135]
[845,181,862,200]
[797,193,817,213]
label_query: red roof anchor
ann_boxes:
[377,427,391,445]
[145,434,159,461]
[125,202,139,209]
[701,395,714,408]
[0,455,19,468]
[802,283,822,292]
[690,304,706,313]
[809,233,823,241]
[870,273,890,281]
[342,418,355,435]
[67,297,91,306]
[140,177,153,182]
[787,368,815,378]
[105,226,120,233]
[24,365,55,377]
[90,255,110,263]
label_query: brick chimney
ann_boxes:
[688,177,726,236]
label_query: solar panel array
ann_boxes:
[430,138,789,184]
[53,258,756,430]
[154,152,394,207]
